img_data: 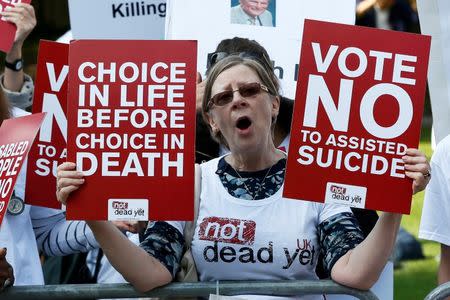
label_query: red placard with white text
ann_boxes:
[284,20,431,214]
[0,0,31,53]
[25,40,68,208]
[0,113,45,226]
[67,40,197,220]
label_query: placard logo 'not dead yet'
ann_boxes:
[330,184,351,202]
[112,201,128,209]
[198,217,256,246]
[107,199,148,220]
[330,185,346,195]
[325,182,366,208]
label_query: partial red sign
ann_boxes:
[66,40,197,220]
[0,0,31,53]
[25,40,68,208]
[0,113,45,226]
[284,20,431,214]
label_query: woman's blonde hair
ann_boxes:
[202,55,279,147]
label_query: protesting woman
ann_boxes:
[57,55,430,298]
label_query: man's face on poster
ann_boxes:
[239,0,269,18]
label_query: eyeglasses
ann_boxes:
[208,82,269,109]
[206,51,273,72]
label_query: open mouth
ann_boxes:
[236,117,252,130]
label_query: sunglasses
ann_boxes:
[206,51,273,72]
[208,82,269,109]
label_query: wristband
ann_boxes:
[5,58,24,72]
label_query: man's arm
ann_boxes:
[439,244,450,285]
[31,207,99,256]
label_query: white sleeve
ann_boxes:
[31,206,100,256]
[317,202,352,224]
[0,73,34,109]
[419,147,450,246]
[166,220,186,237]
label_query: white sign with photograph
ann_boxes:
[417,0,450,144]
[69,0,166,39]
[165,0,355,99]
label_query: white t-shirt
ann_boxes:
[419,134,450,246]
[170,157,350,300]
[0,172,43,285]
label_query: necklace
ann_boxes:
[230,163,274,200]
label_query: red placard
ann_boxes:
[0,0,31,53]
[284,20,431,214]
[66,40,197,221]
[25,40,68,208]
[0,113,45,226]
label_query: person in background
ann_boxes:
[356,0,424,265]
[356,0,419,32]
[419,135,450,292]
